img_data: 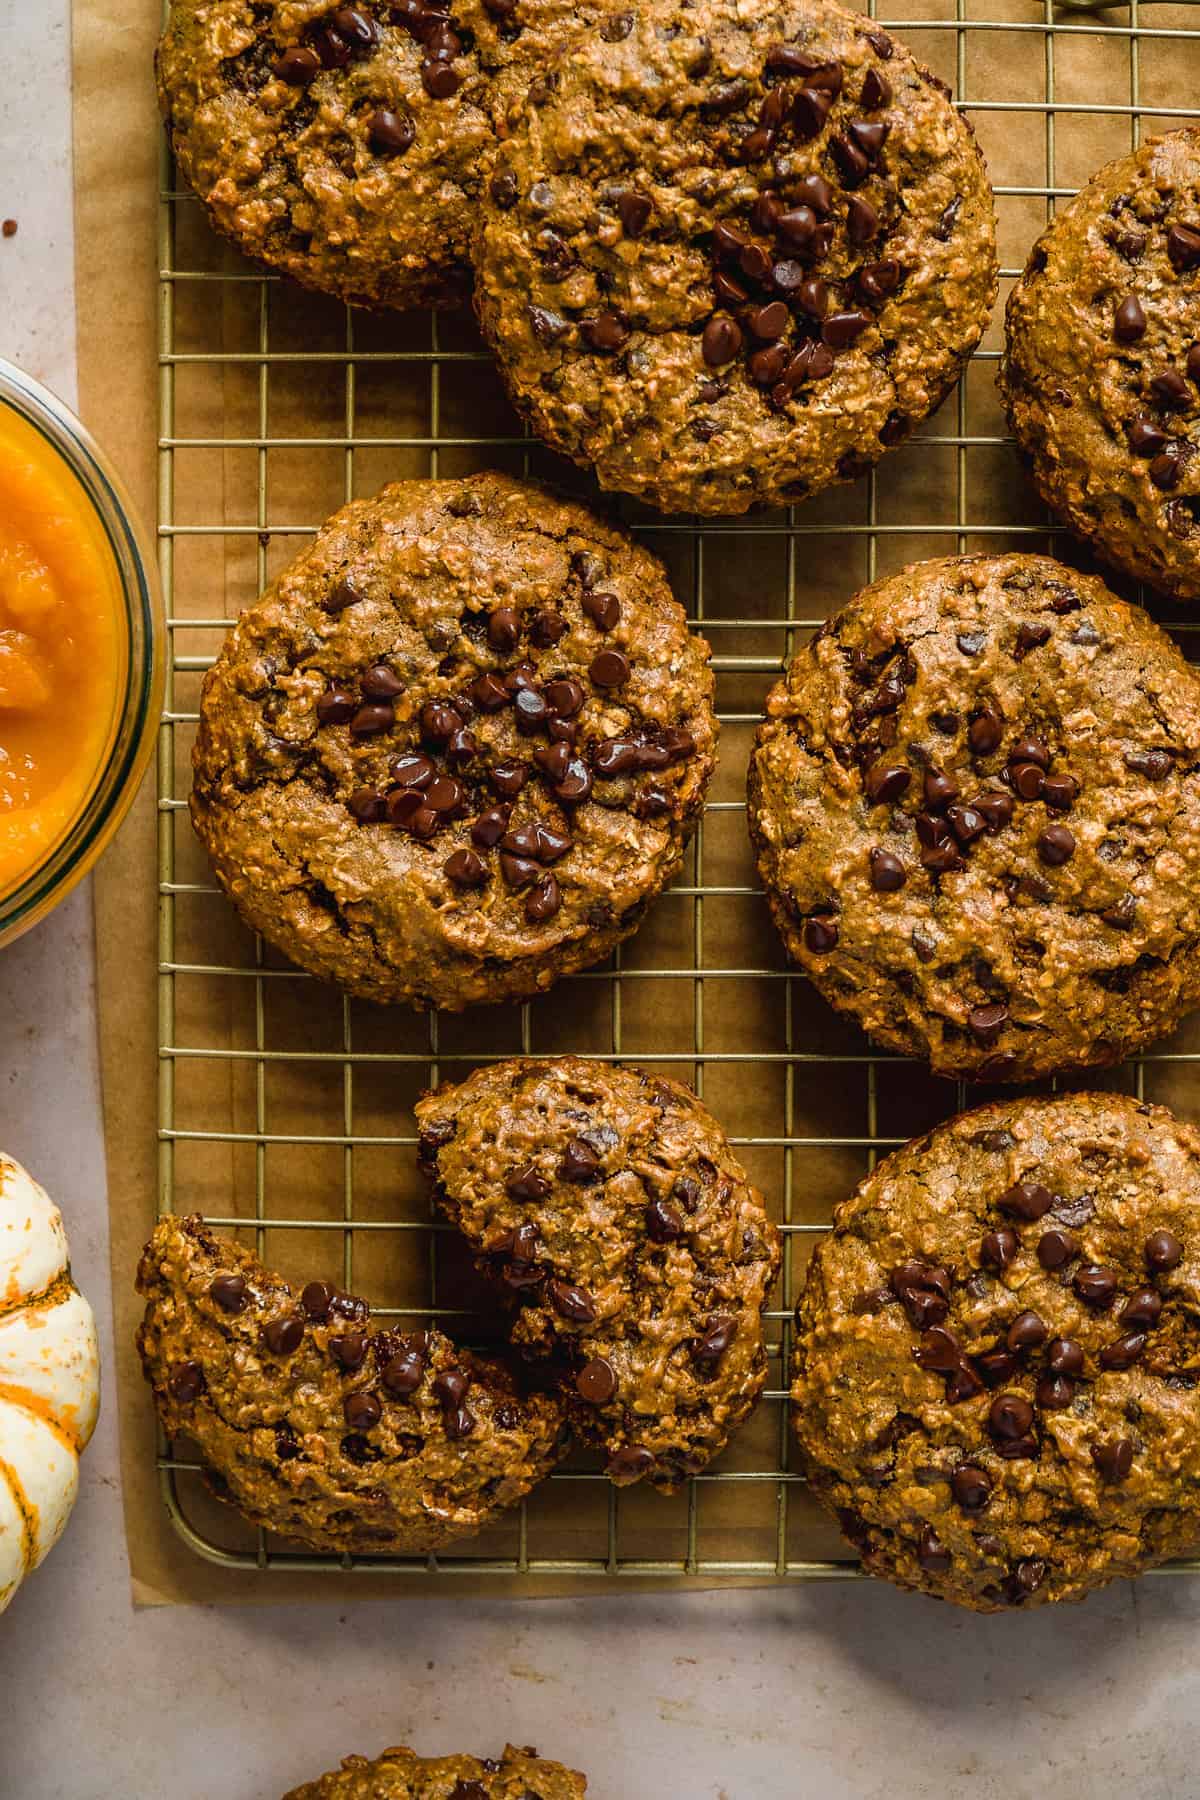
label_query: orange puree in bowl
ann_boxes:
[0,402,124,895]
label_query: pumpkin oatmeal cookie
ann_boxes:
[282,1744,587,1799]
[137,1214,569,1554]
[748,552,1200,1082]
[416,1056,781,1491]
[190,472,717,1010]
[1002,128,1200,601]
[792,1092,1200,1610]
[473,0,996,515]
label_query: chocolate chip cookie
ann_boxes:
[137,1214,569,1554]
[473,0,996,516]
[793,1092,1200,1611]
[191,472,717,1010]
[283,1744,587,1800]
[1002,128,1200,600]
[157,0,594,309]
[748,553,1200,1082]
[416,1056,781,1491]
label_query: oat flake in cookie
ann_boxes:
[282,1743,588,1799]
[473,0,996,516]
[156,0,597,309]
[793,1093,1200,1611]
[137,1215,569,1554]
[1002,128,1200,600]
[748,553,1200,1082]
[416,1057,781,1490]
[190,473,717,1010]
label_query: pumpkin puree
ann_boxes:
[0,403,123,895]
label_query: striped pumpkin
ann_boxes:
[0,1155,99,1613]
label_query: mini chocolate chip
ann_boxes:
[1006,1310,1047,1352]
[330,1330,368,1371]
[998,1181,1053,1222]
[209,1273,247,1314]
[1037,1229,1077,1270]
[343,1390,381,1431]
[1090,1437,1134,1482]
[804,916,838,954]
[1113,294,1147,342]
[980,1227,1018,1271]
[968,1003,1008,1044]
[1037,1372,1075,1410]
[169,1361,205,1403]
[646,1197,684,1243]
[951,1464,991,1511]
[1038,825,1075,866]
[1145,1228,1183,1271]
[693,1316,738,1368]
[548,1279,596,1323]
[1099,1332,1147,1371]
[368,109,415,154]
[1047,1337,1084,1376]
[382,1350,426,1397]
[917,1525,951,1572]
[868,848,906,891]
[1073,1264,1119,1308]
[989,1392,1034,1441]
[444,848,488,888]
[576,1357,617,1404]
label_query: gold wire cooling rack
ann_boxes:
[154,0,1200,1580]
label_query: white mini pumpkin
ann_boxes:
[0,1154,99,1613]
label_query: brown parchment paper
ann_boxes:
[78,0,1200,1606]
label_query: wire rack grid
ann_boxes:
[153,0,1200,1581]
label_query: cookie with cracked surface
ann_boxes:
[190,472,717,1010]
[472,0,996,516]
[793,1092,1200,1611]
[1002,129,1200,601]
[156,0,597,309]
[416,1056,781,1491]
[748,552,1200,1082]
[282,1743,588,1799]
[136,1214,569,1554]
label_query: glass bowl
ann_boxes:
[0,358,163,948]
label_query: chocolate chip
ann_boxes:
[169,1361,205,1403]
[1125,747,1173,780]
[1042,774,1079,811]
[1009,762,1045,801]
[589,649,631,690]
[980,1227,1018,1271]
[822,308,870,350]
[422,58,460,98]
[559,1138,600,1183]
[1037,825,1075,866]
[792,85,833,139]
[922,767,958,812]
[976,791,1014,832]
[946,1362,986,1403]
[525,873,561,923]
[868,848,906,891]
[998,1181,1053,1222]
[1150,452,1182,491]
[606,1445,654,1481]
[693,1316,738,1369]
[967,708,1002,754]
[646,1198,684,1243]
[858,259,901,306]
[1152,369,1192,412]
[534,742,572,784]
[583,310,631,352]
[976,1343,1020,1387]
[1167,222,1200,271]
[382,1350,426,1397]
[618,190,652,237]
[1099,1331,1147,1371]
[348,787,385,823]
[576,1357,617,1404]
[343,1391,381,1431]
[330,1330,368,1370]
[1145,1228,1183,1271]
[420,701,462,743]
[1036,1229,1077,1270]
[988,1392,1034,1442]
[262,1315,304,1356]
[548,1279,596,1323]
[506,1165,549,1204]
[889,1260,951,1329]
[444,1404,476,1439]
[1046,1337,1084,1377]
[443,848,488,889]
[1006,1310,1047,1352]
[845,194,879,245]
[749,344,788,387]
[917,1525,951,1572]
[864,763,910,804]
[946,804,987,847]
[968,1003,1008,1044]
[830,133,869,186]
[951,1464,991,1511]
[317,685,358,725]
[432,1367,470,1409]
[913,1325,962,1371]
[1090,1437,1134,1483]
[1037,1373,1075,1410]
[528,609,567,648]
[793,174,834,216]
[209,1273,247,1314]
[1127,414,1169,456]
[1073,1264,1119,1308]
[1113,294,1147,342]
[804,916,838,954]
[582,589,621,631]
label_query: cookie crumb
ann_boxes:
[2,220,17,239]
